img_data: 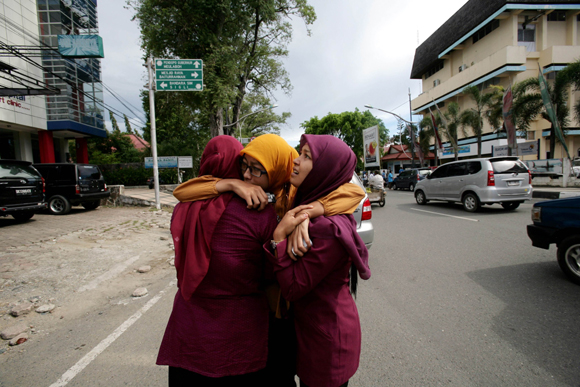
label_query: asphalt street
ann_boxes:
[1,194,579,386]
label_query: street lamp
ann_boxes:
[224,104,279,142]
[364,104,419,168]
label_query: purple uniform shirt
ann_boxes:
[157,197,278,377]
[265,215,362,387]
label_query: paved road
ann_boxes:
[353,190,580,386]
[1,195,579,386]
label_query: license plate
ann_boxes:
[507,181,519,186]
[15,189,32,195]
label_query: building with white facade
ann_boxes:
[410,0,580,161]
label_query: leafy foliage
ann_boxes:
[301,109,389,170]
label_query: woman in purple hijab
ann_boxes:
[266,134,371,387]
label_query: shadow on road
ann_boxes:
[467,261,580,385]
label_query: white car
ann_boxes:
[414,157,533,212]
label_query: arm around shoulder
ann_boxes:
[319,182,365,216]
[172,175,221,202]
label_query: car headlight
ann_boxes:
[531,206,541,222]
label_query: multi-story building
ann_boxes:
[410,0,580,161]
[0,0,104,163]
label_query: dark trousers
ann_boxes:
[168,366,266,387]
[264,314,297,387]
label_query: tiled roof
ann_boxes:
[125,134,150,150]
[410,0,579,79]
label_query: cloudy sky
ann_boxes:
[98,0,469,145]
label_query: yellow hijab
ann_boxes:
[240,134,298,217]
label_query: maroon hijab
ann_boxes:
[171,136,243,300]
[294,134,370,280]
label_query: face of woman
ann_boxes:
[290,143,313,188]
[241,155,269,190]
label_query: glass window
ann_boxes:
[430,165,449,179]
[473,19,500,44]
[548,11,566,21]
[78,165,102,180]
[491,159,529,174]
[0,163,41,179]
[447,163,467,177]
[466,162,482,174]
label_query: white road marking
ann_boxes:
[77,255,141,292]
[410,208,479,222]
[49,279,177,387]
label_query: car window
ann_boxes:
[447,163,466,177]
[0,164,40,179]
[491,159,528,174]
[466,161,482,174]
[78,165,102,180]
[419,170,431,176]
[430,165,449,179]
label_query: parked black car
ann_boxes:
[0,160,47,221]
[392,168,431,191]
[33,163,110,215]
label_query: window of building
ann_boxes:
[424,60,444,79]
[478,77,501,92]
[518,23,536,51]
[547,11,566,21]
[472,19,500,44]
[527,131,535,140]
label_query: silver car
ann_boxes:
[414,157,533,212]
[351,173,374,249]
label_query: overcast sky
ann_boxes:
[98,0,469,146]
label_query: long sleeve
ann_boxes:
[318,183,365,216]
[264,224,346,302]
[172,175,221,202]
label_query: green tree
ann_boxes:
[109,110,120,133]
[301,109,389,170]
[129,0,315,137]
[460,85,502,157]
[124,114,133,134]
[226,93,291,138]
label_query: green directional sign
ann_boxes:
[155,59,203,91]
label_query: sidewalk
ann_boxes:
[121,186,179,209]
[532,186,580,200]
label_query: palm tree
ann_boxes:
[511,73,571,157]
[443,102,462,161]
[460,85,502,157]
[560,59,580,126]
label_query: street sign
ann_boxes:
[178,156,193,168]
[155,59,203,91]
[145,156,178,169]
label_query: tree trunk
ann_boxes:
[477,132,482,158]
[209,108,224,138]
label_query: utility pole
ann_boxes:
[409,88,416,168]
[147,57,160,210]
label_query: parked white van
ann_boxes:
[414,157,533,212]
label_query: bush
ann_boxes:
[98,164,196,186]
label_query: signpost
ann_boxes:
[155,59,203,91]
[147,58,204,208]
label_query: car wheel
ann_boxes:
[392,183,397,190]
[12,212,34,222]
[415,190,428,205]
[501,202,520,211]
[462,193,480,213]
[82,201,100,211]
[557,236,580,285]
[48,195,71,215]
[409,183,415,192]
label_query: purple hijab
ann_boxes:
[294,134,370,280]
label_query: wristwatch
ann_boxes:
[270,239,283,251]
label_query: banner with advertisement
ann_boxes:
[493,141,538,157]
[145,156,178,169]
[524,159,563,175]
[443,145,470,156]
[363,126,380,168]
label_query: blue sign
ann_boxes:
[58,35,104,58]
[145,156,178,169]
[443,145,470,155]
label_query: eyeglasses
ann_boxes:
[240,159,267,178]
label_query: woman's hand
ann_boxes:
[286,217,311,260]
[272,205,314,243]
[217,179,269,210]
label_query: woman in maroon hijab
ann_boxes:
[157,136,279,386]
[266,134,371,387]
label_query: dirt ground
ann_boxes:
[0,206,175,344]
